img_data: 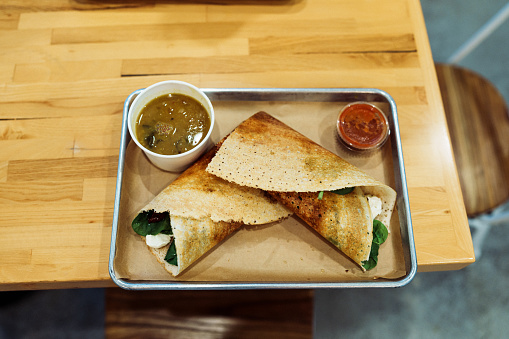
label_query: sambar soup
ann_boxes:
[135,93,211,155]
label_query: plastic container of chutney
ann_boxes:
[336,102,389,152]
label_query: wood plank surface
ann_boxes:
[0,0,473,290]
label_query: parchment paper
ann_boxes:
[113,101,407,283]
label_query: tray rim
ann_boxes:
[109,87,417,290]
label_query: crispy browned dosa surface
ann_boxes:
[136,142,292,276]
[268,189,373,266]
[206,112,396,269]
[143,142,291,225]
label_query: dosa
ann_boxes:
[206,112,397,270]
[132,141,292,276]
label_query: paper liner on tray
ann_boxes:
[113,101,407,282]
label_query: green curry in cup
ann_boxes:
[135,93,211,155]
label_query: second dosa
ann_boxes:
[132,141,291,276]
[206,112,397,270]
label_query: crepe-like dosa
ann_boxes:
[132,141,292,276]
[206,112,397,270]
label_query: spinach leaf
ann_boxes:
[317,187,354,200]
[164,240,178,266]
[132,210,172,236]
[362,220,388,270]
[331,187,355,195]
[362,243,379,270]
[372,219,388,245]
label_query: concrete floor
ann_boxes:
[421,0,509,103]
[1,1,509,338]
[314,225,509,338]
[0,289,104,338]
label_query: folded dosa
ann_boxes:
[133,141,292,276]
[206,112,397,270]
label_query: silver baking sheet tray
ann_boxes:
[109,88,417,290]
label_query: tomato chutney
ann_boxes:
[337,102,389,151]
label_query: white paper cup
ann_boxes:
[127,80,214,172]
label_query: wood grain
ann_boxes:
[0,0,473,290]
[436,64,509,216]
[105,289,313,339]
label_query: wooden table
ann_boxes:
[0,0,474,291]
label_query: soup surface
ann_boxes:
[135,93,211,155]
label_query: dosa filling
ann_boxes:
[270,186,389,270]
[320,187,388,270]
[132,210,178,266]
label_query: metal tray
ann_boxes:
[109,88,417,290]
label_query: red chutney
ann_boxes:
[337,102,389,151]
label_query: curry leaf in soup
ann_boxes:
[145,132,157,149]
